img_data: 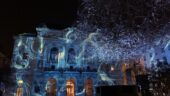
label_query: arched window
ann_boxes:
[66,78,75,96]
[16,87,23,96]
[85,78,93,96]
[84,43,94,65]
[16,80,24,96]
[46,78,57,96]
[49,47,59,63]
[68,48,76,64]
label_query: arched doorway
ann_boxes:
[46,78,57,96]
[16,87,23,96]
[49,47,59,64]
[66,78,75,96]
[122,63,128,85]
[16,80,24,96]
[85,78,93,96]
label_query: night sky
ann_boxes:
[0,0,79,58]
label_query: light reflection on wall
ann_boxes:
[11,26,170,96]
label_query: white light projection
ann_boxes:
[65,23,170,84]
[13,35,44,69]
[164,38,170,50]
[75,88,85,96]
[65,28,76,43]
[13,37,30,69]
[58,28,117,85]
[39,36,44,54]
[57,27,100,66]
[31,36,43,55]
[78,0,170,65]
[10,1,170,95]
[77,32,99,61]
[12,23,170,88]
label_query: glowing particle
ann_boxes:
[17,40,22,47]
[111,66,114,71]
[18,80,23,84]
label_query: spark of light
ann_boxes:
[38,36,44,54]
[164,40,170,50]
[17,40,22,47]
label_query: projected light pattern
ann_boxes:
[15,79,31,96]
[11,24,170,95]
[13,27,170,67]
[9,0,170,95]
[13,37,31,69]
[38,36,44,54]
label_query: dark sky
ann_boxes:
[0,0,79,58]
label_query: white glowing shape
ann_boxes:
[14,58,29,69]
[38,36,44,54]
[18,80,23,84]
[76,88,85,95]
[14,39,31,69]
[78,32,99,61]
[99,72,114,85]
[58,51,65,64]
[111,66,114,71]
[65,28,74,43]
[36,25,49,36]
[164,40,170,50]
[17,40,22,47]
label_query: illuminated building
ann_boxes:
[11,26,99,96]
[11,25,147,96]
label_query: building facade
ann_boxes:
[11,26,102,96]
[11,26,142,96]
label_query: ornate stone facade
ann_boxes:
[12,26,98,96]
[11,26,142,96]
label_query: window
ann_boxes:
[85,78,93,96]
[68,48,76,64]
[46,78,57,96]
[49,47,59,63]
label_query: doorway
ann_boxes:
[85,78,93,96]
[46,78,57,96]
[66,78,75,96]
